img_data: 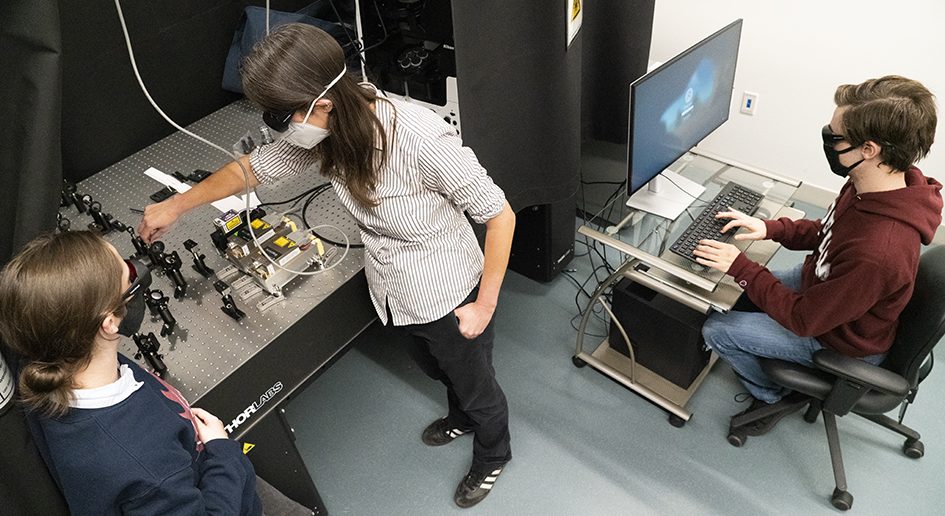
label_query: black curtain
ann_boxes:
[0,2,70,513]
[59,0,315,182]
[451,1,582,211]
[450,1,655,208]
[0,0,63,262]
[581,0,654,143]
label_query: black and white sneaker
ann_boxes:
[421,418,468,446]
[453,466,504,508]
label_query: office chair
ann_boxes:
[726,245,945,511]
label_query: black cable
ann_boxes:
[326,0,388,58]
[561,269,596,302]
[587,239,614,273]
[573,148,630,336]
[257,182,330,208]
[661,173,712,207]
[299,184,332,217]
[326,0,374,79]
[583,179,628,230]
[326,0,360,51]
[596,236,614,278]
[301,185,365,248]
[569,312,607,338]
[600,180,627,210]
[360,0,389,53]
[575,175,625,285]
[323,0,398,101]
[566,263,613,310]
[562,264,614,337]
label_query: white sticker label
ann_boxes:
[1,355,14,410]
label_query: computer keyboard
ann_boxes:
[669,181,764,262]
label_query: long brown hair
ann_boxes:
[0,231,126,417]
[241,23,389,207]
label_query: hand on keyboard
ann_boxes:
[717,210,767,241]
[669,182,764,263]
[692,239,741,273]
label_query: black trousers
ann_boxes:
[391,289,511,471]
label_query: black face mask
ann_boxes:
[823,145,865,178]
[822,125,864,178]
[118,291,146,337]
[118,260,151,337]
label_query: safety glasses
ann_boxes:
[263,109,295,133]
[122,259,151,301]
[261,64,348,133]
[822,125,847,147]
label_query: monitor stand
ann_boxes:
[625,170,706,220]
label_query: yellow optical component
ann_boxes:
[224,215,242,232]
[274,236,295,248]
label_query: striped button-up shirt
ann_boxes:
[250,95,506,325]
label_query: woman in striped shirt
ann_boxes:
[138,23,515,509]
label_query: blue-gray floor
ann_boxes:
[285,214,945,515]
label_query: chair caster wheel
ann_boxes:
[831,488,853,511]
[668,414,686,428]
[903,438,924,459]
[727,428,747,447]
[803,404,820,424]
[571,356,587,368]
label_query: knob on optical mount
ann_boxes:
[183,239,215,278]
[133,332,167,378]
[160,251,188,299]
[214,280,246,321]
[145,289,176,336]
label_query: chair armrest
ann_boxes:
[812,349,910,397]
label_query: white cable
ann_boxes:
[309,224,351,271]
[113,0,350,277]
[265,0,270,35]
[353,0,368,82]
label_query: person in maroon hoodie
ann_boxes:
[695,75,943,434]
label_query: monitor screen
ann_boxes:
[627,19,742,197]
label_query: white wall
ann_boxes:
[650,1,945,198]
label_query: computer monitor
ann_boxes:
[626,19,743,219]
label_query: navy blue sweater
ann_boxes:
[27,354,262,515]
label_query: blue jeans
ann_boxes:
[702,264,885,403]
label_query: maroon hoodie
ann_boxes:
[727,167,943,357]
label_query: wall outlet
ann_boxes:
[740,91,759,115]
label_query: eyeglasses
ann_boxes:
[822,125,846,147]
[122,259,151,301]
[822,124,896,150]
[263,110,295,133]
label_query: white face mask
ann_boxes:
[282,120,329,149]
[281,65,347,149]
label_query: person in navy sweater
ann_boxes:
[0,231,261,515]
[695,75,943,434]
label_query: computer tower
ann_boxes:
[608,278,711,388]
[508,196,575,282]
